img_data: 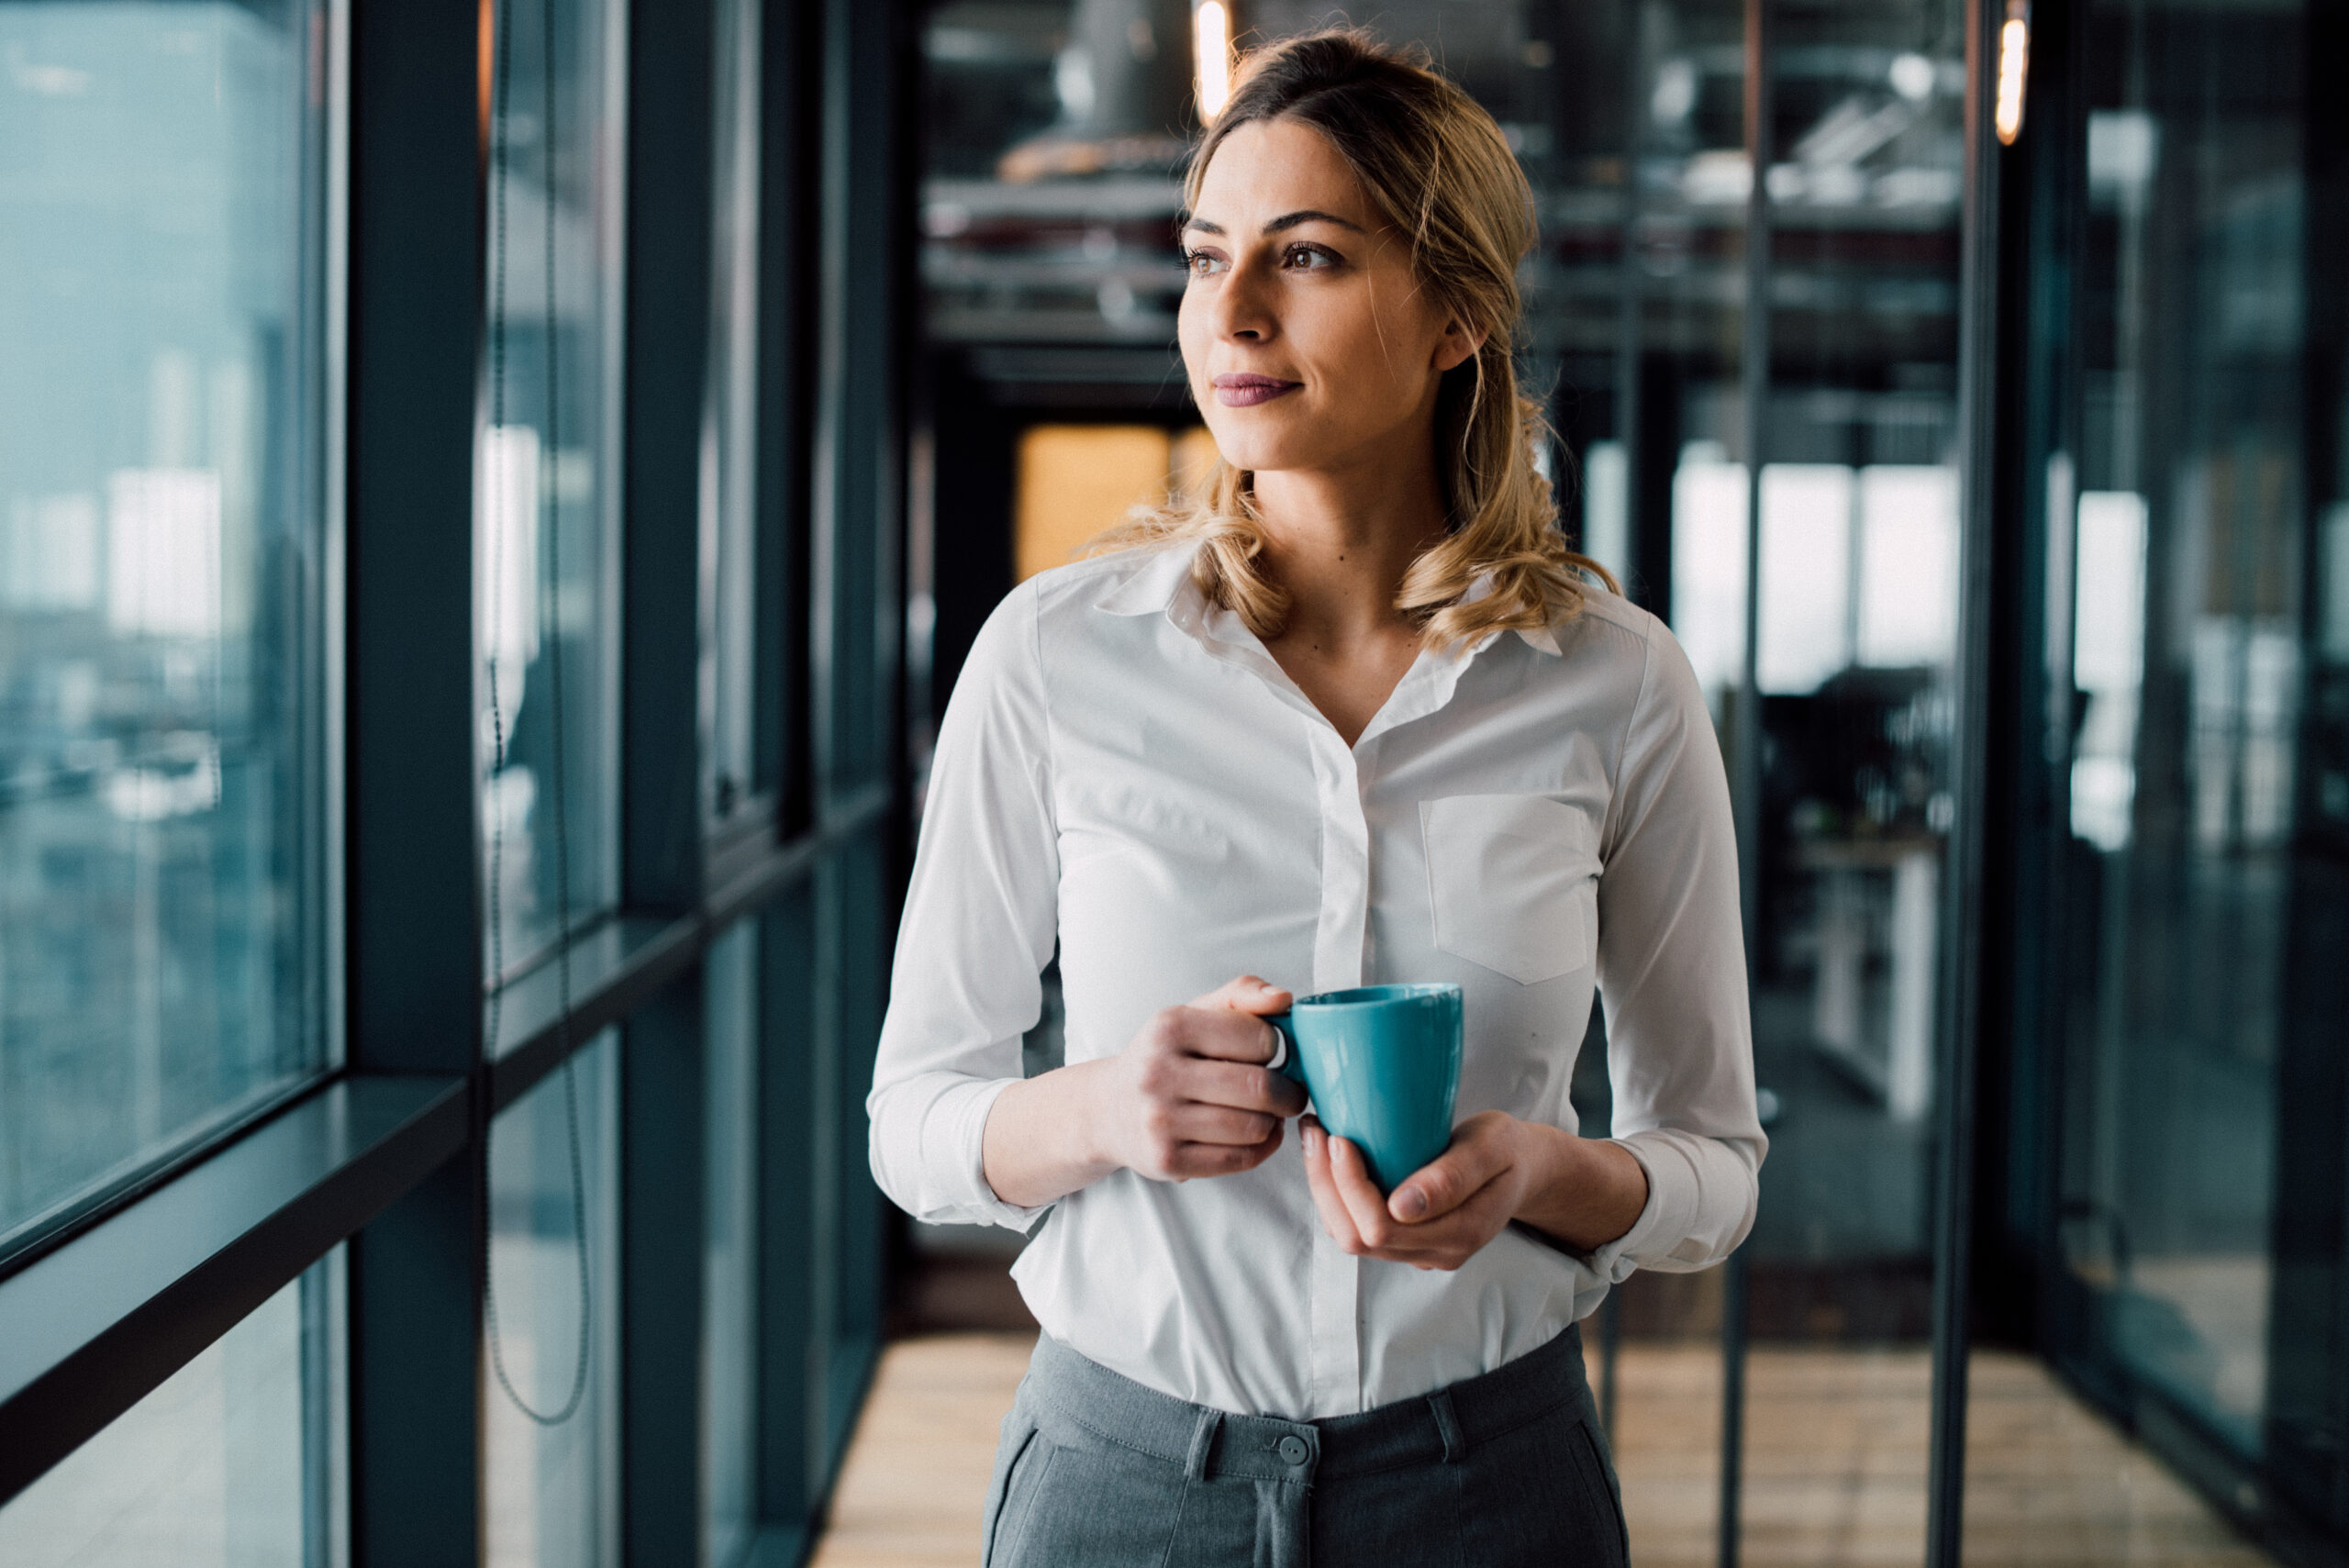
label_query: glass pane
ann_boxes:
[1723,5,1967,1560]
[478,0,623,981]
[484,1028,619,1568]
[0,0,330,1245]
[2050,0,2310,1471]
[704,922,758,1565]
[0,1259,339,1567]
[706,0,762,829]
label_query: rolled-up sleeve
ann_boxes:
[866,580,1059,1229]
[1586,622,1766,1279]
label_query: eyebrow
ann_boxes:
[1181,208,1368,237]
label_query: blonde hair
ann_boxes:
[1088,28,1617,647]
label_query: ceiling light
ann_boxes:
[1195,3,1231,121]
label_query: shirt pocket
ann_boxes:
[1420,794,1602,985]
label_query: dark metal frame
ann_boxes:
[0,6,913,1568]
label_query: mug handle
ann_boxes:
[1264,1013,1306,1084]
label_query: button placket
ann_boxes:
[1306,725,1367,1414]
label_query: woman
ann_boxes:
[869,29,1763,1566]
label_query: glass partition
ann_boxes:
[0,1260,339,1566]
[484,1029,619,1568]
[2034,0,2319,1517]
[705,0,765,838]
[478,0,625,982]
[0,0,331,1248]
[703,924,759,1565]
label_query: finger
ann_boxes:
[1298,1119,1364,1251]
[1178,1004,1291,1065]
[1179,1057,1308,1117]
[1160,1102,1280,1146]
[1164,1120,1284,1179]
[1186,974,1295,1016]
[1364,1173,1523,1264]
[1326,1135,1397,1248]
[1389,1131,1505,1225]
[1382,1179,1521,1269]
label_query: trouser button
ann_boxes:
[1276,1434,1309,1466]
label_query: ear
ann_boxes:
[1431,314,1486,374]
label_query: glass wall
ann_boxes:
[705,0,764,839]
[1,0,911,1562]
[478,0,625,983]
[907,1,2270,1562]
[0,0,330,1247]
[2019,0,2334,1533]
[484,1030,618,1568]
[0,1259,339,1567]
[702,924,758,1566]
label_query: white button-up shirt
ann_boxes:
[868,540,1765,1418]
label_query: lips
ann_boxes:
[1212,373,1301,408]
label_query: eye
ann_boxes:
[1282,242,1340,271]
[1182,247,1229,277]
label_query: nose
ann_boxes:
[1208,259,1276,344]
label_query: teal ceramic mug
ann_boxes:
[1267,984,1464,1191]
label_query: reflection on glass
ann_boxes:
[0,1260,336,1567]
[478,0,622,981]
[706,0,762,827]
[0,0,328,1245]
[704,923,759,1565]
[2052,0,2310,1463]
[484,1029,618,1568]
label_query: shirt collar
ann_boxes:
[1092,540,1202,618]
[1094,541,1566,657]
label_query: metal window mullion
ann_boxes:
[343,0,495,1557]
[1925,0,2012,1558]
[1720,0,1775,1562]
[615,0,721,1557]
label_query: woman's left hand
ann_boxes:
[1300,1111,1537,1271]
[1300,1111,1651,1269]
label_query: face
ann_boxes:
[1177,117,1481,480]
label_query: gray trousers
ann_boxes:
[981,1324,1628,1566]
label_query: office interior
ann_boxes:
[0,0,2340,1563]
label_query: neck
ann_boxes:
[1249,437,1447,651]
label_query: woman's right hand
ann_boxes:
[981,975,1307,1207]
[1090,976,1308,1181]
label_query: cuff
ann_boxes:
[952,1077,1052,1232]
[1585,1133,1700,1282]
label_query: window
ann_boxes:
[0,1260,339,1567]
[484,1031,618,1568]
[478,0,625,983]
[702,923,758,1565]
[0,0,331,1247]
[706,0,763,835]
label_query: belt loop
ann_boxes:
[1427,1389,1466,1464]
[1185,1407,1223,1481]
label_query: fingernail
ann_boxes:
[1256,978,1278,991]
[1392,1187,1428,1221]
[1302,1125,1323,1158]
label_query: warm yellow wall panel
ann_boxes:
[1013,425,1173,583]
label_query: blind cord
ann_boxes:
[482,0,592,1429]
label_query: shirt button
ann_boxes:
[1277,1435,1309,1466]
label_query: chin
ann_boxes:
[1200,416,1316,477]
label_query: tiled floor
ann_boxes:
[808,1333,2274,1568]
